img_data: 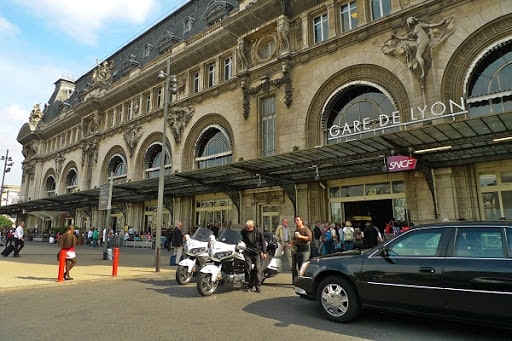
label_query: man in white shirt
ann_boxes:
[13,221,25,257]
[275,217,293,270]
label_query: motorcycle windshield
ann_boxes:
[192,227,213,242]
[217,229,242,245]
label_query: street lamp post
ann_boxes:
[1,149,14,207]
[155,59,177,272]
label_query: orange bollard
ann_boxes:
[112,247,120,276]
[57,250,66,282]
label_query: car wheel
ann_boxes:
[317,276,360,323]
[175,265,193,285]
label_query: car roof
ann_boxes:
[412,221,511,229]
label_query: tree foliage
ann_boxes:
[0,215,14,228]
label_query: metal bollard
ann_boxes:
[112,247,120,276]
[57,250,66,282]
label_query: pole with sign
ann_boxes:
[98,173,113,260]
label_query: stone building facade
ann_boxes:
[5,0,512,234]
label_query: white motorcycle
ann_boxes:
[196,229,282,296]
[175,227,212,285]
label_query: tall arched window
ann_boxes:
[107,154,127,183]
[66,168,78,193]
[46,176,56,197]
[144,143,172,178]
[466,39,512,116]
[195,126,232,169]
[324,83,397,143]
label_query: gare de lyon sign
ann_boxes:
[327,97,469,173]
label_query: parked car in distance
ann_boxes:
[293,222,512,328]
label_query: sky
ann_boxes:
[0,0,189,187]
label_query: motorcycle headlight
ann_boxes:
[214,250,233,259]
[298,261,310,277]
[190,247,207,255]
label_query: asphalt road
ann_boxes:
[1,271,510,341]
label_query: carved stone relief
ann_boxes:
[28,103,44,128]
[168,106,194,144]
[382,16,455,89]
[81,139,98,167]
[55,153,66,179]
[81,112,102,137]
[241,60,293,119]
[92,60,114,88]
[123,123,143,157]
[276,15,290,55]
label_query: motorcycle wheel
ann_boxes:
[197,272,218,296]
[176,265,194,285]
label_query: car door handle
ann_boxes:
[418,267,435,273]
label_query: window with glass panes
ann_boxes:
[370,0,391,20]
[313,13,328,44]
[156,88,162,108]
[479,167,512,220]
[193,71,200,93]
[340,1,358,32]
[224,57,233,81]
[261,96,276,157]
[145,93,151,113]
[207,63,215,87]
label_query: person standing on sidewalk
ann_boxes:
[291,216,312,280]
[92,227,99,247]
[13,221,25,257]
[59,225,78,280]
[241,219,267,292]
[275,217,293,270]
[171,222,184,263]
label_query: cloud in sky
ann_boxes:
[0,0,188,186]
[11,0,159,45]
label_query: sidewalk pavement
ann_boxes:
[0,242,175,292]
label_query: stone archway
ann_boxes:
[305,64,410,148]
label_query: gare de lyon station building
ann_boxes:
[1,0,511,236]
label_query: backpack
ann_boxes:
[344,228,353,241]
[325,230,332,242]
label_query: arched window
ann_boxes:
[66,168,78,193]
[195,126,232,169]
[144,143,172,178]
[466,39,512,116]
[107,154,127,183]
[46,176,56,197]
[325,83,397,143]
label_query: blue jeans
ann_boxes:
[292,246,310,280]
[344,241,353,251]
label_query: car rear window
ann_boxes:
[453,227,505,258]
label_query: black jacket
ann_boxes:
[171,227,183,247]
[241,228,267,257]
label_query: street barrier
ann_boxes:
[57,250,66,282]
[112,247,119,276]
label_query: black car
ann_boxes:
[293,222,512,328]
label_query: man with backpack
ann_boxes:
[343,221,355,251]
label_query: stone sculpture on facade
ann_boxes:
[276,15,290,55]
[382,16,454,89]
[123,123,143,157]
[237,37,249,70]
[92,60,114,87]
[168,106,194,143]
[55,153,66,179]
[81,139,98,167]
[28,103,44,128]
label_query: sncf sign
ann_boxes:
[386,155,417,172]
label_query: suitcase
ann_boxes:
[1,244,15,257]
